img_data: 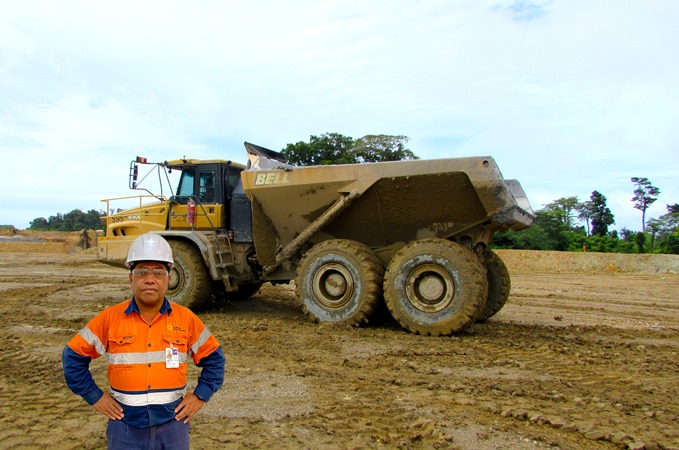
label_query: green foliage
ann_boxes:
[544,197,579,227]
[491,209,570,250]
[29,209,104,231]
[584,234,619,253]
[631,177,660,232]
[575,199,593,236]
[565,228,588,252]
[658,233,679,254]
[353,135,418,162]
[614,238,636,254]
[647,204,679,253]
[634,232,646,253]
[611,228,636,253]
[618,227,635,241]
[29,217,49,230]
[491,197,677,254]
[588,190,615,236]
[282,133,356,166]
[282,132,418,166]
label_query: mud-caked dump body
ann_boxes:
[241,156,533,270]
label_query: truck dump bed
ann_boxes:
[240,156,533,267]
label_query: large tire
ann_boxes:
[296,240,384,326]
[477,249,511,322]
[383,238,487,336]
[166,240,213,309]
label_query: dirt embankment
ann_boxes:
[0,230,98,254]
[496,249,679,275]
[0,238,677,450]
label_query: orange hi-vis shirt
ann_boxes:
[65,298,224,427]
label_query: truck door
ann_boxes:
[169,166,225,230]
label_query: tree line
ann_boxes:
[491,187,678,255]
[29,209,103,232]
[281,133,417,165]
[27,133,678,253]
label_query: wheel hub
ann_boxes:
[312,263,354,308]
[417,274,445,300]
[405,264,454,312]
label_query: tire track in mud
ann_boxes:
[463,324,679,449]
[0,280,128,332]
[0,314,110,450]
[284,329,599,449]
[197,312,578,449]
[283,321,677,449]
[506,273,679,330]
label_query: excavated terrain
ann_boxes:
[0,234,677,450]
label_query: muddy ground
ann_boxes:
[0,237,677,450]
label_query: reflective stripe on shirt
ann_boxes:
[79,326,106,356]
[191,326,213,356]
[111,387,186,407]
[106,351,189,365]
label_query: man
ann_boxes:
[63,233,225,449]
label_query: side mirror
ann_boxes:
[129,162,139,189]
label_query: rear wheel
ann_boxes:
[296,240,384,326]
[477,249,511,322]
[383,238,487,336]
[167,240,213,309]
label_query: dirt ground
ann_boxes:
[0,234,677,450]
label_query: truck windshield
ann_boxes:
[177,171,195,197]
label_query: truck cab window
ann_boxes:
[175,170,194,205]
[199,172,216,203]
[177,171,195,198]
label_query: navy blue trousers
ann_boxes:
[106,419,190,450]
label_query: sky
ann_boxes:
[1,0,677,232]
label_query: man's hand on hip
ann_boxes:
[93,393,124,420]
[174,393,205,423]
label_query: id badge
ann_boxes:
[166,344,179,369]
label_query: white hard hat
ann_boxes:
[126,234,174,269]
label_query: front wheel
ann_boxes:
[167,240,213,309]
[296,240,384,326]
[383,239,487,336]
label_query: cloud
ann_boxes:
[494,0,551,22]
[0,0,677,231]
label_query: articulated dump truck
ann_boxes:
[98,142,534,335]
